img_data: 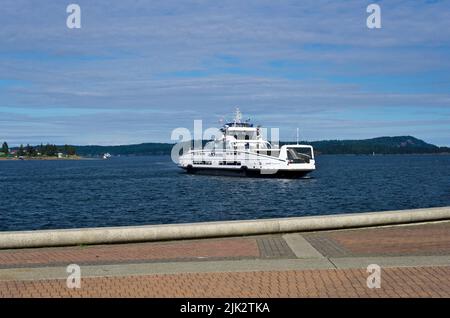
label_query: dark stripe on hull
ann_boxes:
[181,167,313,178]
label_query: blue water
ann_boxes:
[0,155,449,231]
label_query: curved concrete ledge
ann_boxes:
[0,206,449,249]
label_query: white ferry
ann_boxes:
[178,109,315,178]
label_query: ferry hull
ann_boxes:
[181,166,313,178]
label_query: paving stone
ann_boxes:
[0,266,448,298]
[0,237,260,268]
[257,236,296,258]
[304,221,450,257]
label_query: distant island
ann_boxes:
[1,136,449,159]
[0,142,80,160]
[73,136,449,156]
[302,136,450,155]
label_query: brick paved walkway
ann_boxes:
[1,266,449,297]
[0,237,260,268]
[304,222,450,257]
[0,221,449,298]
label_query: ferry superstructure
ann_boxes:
[177,109,315,178]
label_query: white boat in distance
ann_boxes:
[178,109,316,178]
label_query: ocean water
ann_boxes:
[0,155,449,231]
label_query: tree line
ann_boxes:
[0,141,77,157]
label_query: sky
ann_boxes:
[1,0,450,146]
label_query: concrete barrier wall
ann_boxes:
[0,206,449,249]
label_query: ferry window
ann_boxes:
[245,135,249,140]
[287,147,312,163]
[297,147,312,157]
[234,135,238,140]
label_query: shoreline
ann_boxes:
[0,156,87,161]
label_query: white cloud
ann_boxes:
[1,0,449,145]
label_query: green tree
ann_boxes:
[26,144,37,157]
[37,143,44,156]
[17,144,25,156]
[1,142,8,155]
[69,146,76,156]
[63,144,76,156]
[41,143,57,156]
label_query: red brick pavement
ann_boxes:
[0,238,260,267]
[325,222,450,256]
[1,266,449,298]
